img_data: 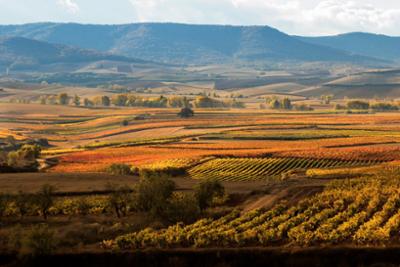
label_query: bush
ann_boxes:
[106,163,133,175]
[0,194,9,217]
[194,179,225,210]
[25,224,57,255]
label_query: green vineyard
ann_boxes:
[107,170,400,249]
[188,157,376,181]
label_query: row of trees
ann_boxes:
[0,174,225,225]
[192,96,245,108]
[38,93,245,109]
[336,100,400,111]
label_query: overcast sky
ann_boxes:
[0,0,400,36]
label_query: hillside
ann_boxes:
[0,23,383,65]
[0,36,150,72]
[297,33,400,62]
[294,69,400,98]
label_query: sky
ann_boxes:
[0,0,400,36]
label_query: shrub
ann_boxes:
[194,179,225,210]
[76,198,91,215]
[25,224,57,255]
[0,194,9,217]
[106,163,133,175]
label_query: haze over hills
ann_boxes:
[0,36,153,72]
[297,33,400,62]
[0,23,387,66]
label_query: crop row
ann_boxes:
[188,157,376,181]
[107,170,400,249]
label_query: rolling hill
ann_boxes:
[297,33,400,62]
[0,36,152,72]
[293,69,400,98]
[0,23,384,65]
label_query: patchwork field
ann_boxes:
[3,101,400,262]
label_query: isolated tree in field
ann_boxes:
[35,184,56,220]
[58,93,69,105]
[73,94,81,106]
[178,107,194,118]
[194,179,225,210]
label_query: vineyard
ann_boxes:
[188,157,377,181]
[106,168,400,249]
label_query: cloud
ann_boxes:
[128,0,400,35]
[58,0,80,14]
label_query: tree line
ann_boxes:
[38,94,245,109]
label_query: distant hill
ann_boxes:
[297,33,400,62]
[0,23,384,65]
[293,69,400,98]
[0,36,153,72]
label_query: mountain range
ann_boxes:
[0,22,396,69]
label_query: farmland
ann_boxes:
[2,98,400,266]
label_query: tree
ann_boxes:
[58,93,69,105]
[35,184,56,220]
[39,96,47,105]
[106,184,132,218]
[112,94,128,106]
[269,99,281,109]
[7,144,41,170]
[106,163,133,175]
[101,96,111,107]
[347,100,370,110]
[73,94,81,106]
[281,97,292,110]
[133,175,176,218]
[83,98,94,107]
[163,193,201,223]
[178,107,194,118]
[15,191,31,218]
[194,179,225,210]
